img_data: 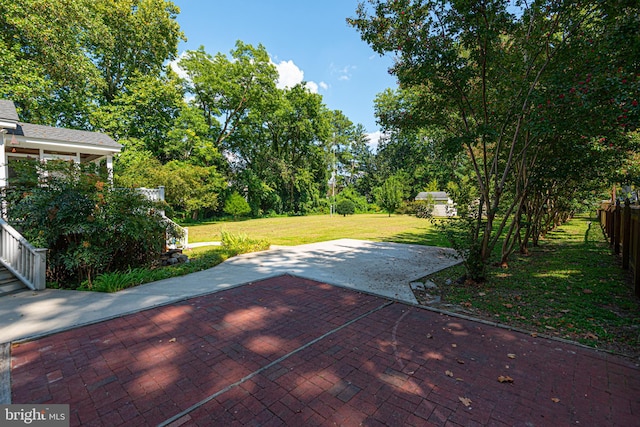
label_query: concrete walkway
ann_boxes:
[0,239,458,344]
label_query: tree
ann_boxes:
[0,0,100,126]
[224,192,251,220]
[350,0,640,279]
[230,83,331,215]
[90,69,185,158]
[336,187,370,213]
[180,41,279,148]
[85,0,185,104]
[374,88,468,197]
[164,105,225,167]
[347,125,375,189]
[375,177,403,217]
[115,153,227,220]
[0,0,185,127]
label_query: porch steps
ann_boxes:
[0,266,26,296]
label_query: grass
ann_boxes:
[414,215,640,359]
[187,213,448,247]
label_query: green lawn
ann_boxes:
[186,213,448,247]
[416,215,640,359]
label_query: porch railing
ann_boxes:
[0,218,47,290]
[137,186,165,203]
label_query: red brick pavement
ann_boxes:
[10,275,640,426]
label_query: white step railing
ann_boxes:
[135,186,189,249]
[0,219,47,290]
[162,217,189,249]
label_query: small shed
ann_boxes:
[415,191,457,217]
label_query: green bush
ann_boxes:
[433,216,486,282]
[336,187,371,213]
[220,230,270,254]
[396,201,418,215]
[224,191,251,219]
[81,248,229,292]
[6,160,173,288]
[415,201,434,219]
[336,199,356,216]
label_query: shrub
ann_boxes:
[397,201,418,215]
[415,201,434,219]
[81,248,228,292]
[336,187,371,213]
[433,216,486,282]
[336,199,356,216]
[6,160,170,288]
[220,230,270,254]
[224,192,251,220]
[398,200,434,218]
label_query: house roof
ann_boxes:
[7,123,121,149]
[0,100,19,125]
[1,100,120,150]
[415,191,450,200]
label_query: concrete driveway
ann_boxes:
[0,239,459,344]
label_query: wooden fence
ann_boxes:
[599,200,640,297]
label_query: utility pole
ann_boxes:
[330,142,336,217]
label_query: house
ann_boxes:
[0,100,122,293]
[415,191,457,217]
[0,100,122,188]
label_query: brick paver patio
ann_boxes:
[10,275,640,426]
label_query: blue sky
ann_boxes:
[171,0,398,144]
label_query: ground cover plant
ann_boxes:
[81,234,269,293]
[413,215,640,359]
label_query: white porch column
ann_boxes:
[0,130,7,189]
[106,154,114,184]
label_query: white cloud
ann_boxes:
[305,81,319,93]
[168,52,189,80]
[172,54,325,95]
[275,60,304,89]
[274,59,323,94]
[366,131,385,153]
[330,63,356,82]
